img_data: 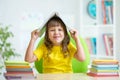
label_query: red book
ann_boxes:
[87,72,119,77]
[102,0,107,24]
[103,34,113,56]
[85,38,93,54]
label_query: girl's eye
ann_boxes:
[58,29,62,31]
[50,29,55,31]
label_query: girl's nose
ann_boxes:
[54,30,59,34]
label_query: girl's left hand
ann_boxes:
[69,29,79,40]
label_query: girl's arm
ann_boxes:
[69,29,85,61]
[25,29,39,63]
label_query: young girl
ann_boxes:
[25,15,85,73]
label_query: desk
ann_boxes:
[36,73,120,80]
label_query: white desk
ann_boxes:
[36,73,120,80]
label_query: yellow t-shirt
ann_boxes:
[34,42,76,73]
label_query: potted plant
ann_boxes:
[0,24,19,74]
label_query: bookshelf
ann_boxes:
[79,0,115,60]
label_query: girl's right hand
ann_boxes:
[69,29,79,41]
[31,29,39,41]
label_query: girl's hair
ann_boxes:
[44,15,70,57]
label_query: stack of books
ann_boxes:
[87,59,119,77]
[4,61,35,80]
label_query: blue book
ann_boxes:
[92,64,119,70]
[91,38,96,55]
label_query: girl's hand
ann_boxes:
[69,29,79,41]
[31,29,39,41]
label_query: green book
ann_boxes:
[5,61,29,66]
[6,68,32,72]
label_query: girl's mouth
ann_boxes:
[53,36,60,39]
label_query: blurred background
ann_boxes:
[0,0,81,60]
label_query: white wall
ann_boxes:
[115,0,120,61]
[0,0,80,60]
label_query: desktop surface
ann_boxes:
[36,73,120,80]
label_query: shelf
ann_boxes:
[80,0,115,60]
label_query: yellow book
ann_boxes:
[92,59,119,65]
[6,65,31,68]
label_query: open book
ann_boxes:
[37,12,73,37]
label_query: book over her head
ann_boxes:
[37,12,74,37]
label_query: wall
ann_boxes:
[115,0,120,61]
[0,0,80,60]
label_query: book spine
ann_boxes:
[102,0,107,24]
[6,65,31,68]
[6,68,32,72]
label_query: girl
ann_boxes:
[25,15,85,73]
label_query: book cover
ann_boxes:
[37,12,59,37]
[37,12,70,37]
[37,12,72,37]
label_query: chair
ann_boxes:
[34,37,90,73]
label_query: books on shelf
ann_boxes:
[101,0,113,24]
[4,61,35,80]
[85,37,96,55]
[102,0,107,24]
[87,59,119,77]
[103,33,113,56]
[85,33,113,57]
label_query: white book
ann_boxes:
[37,12,59,37]
[37,12,74,37]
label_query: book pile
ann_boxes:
[4,61,35,80]
[87,59,119,77]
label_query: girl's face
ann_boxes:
[48,25,64,46]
